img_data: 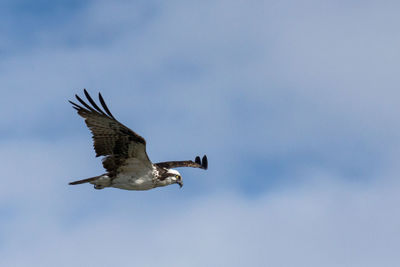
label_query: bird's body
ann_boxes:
[111,169,157,191]
[91,166,180,191]
[69,90,207,191]
[90,172,155,191]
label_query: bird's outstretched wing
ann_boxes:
[69,89,152,175]
[155,155,208,170]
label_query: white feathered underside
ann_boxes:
[110,158,157,190]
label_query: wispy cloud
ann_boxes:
[0,0,399,265]
[1,164,399,266]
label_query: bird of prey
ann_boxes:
[69,90,208,190]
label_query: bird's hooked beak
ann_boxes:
[177,180,183,188]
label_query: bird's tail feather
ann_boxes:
[69,176,100,185]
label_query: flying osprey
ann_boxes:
[69,89,208,190]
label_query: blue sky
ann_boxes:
[1,0,400,266]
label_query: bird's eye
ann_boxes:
[175,175,180,179]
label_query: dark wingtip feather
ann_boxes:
[69,100,85,112]
[75,94,97,113]
[202,155,208,170]
[83,89,107,116]
[98,92,115,119]
[195,156,201,165]
[69,100,78,107]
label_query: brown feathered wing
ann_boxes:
[155,155,208,170]
[69,89,153,177]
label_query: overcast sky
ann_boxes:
[1,0,399,266]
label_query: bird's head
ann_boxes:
[166,169,183,188]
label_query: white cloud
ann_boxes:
[1,135,398,266]
[1,0,399,154]
[1,167,399,267]
[1,1,400,266]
